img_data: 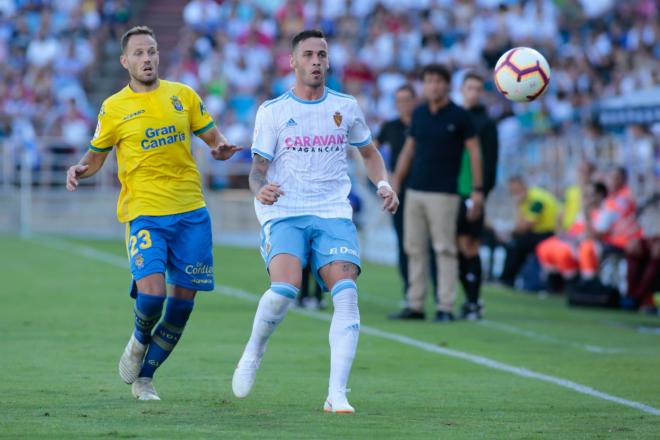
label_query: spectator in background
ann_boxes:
[626,231,660,315]
[625,186,660,314]
[594,167,641,253]
[456,72,499,320]
[389,64,483,322]
[536,181,608,289]
[560,161,596,232]
[376,84,424,301]
[499,176,559,287]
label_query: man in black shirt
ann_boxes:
[390,64,484,322]
[456,72,499,320]
[377,85,437,303]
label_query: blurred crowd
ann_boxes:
[1,0,657,194]
[168,0,659,195]
[0,0,130,167]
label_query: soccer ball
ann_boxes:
[494,47,551,102]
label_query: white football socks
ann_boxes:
[328,280,360,398]
[243,284,296,359]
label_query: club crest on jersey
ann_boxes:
[135,254,144,269]
[333,111,342,127]
[171,95,183,111]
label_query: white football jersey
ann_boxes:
[251,87,372,225]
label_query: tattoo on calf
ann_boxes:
[335,261,359,276]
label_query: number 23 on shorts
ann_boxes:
[128,229,153,257]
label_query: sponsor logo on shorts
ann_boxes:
[191,278,213,285]
[328,246,359,257]
[185,262,213,276]
[135,253,144,269]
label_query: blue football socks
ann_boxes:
[133,293,166,344]
[138,297,194,378]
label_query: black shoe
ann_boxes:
[433,311,455,322]
[460,302,482,321]
[388,308,425,320]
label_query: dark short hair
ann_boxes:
[593,181,608,199]
[292,29,325,50]
[613,166,628,182]
[121,25,156,52]
[508,175,526,186]
[420,63,451,83]
[395,84,416,97]
[463,71,484,84]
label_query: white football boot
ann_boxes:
[132,377,161,401]
[323,391,355,414]
[232,352,263,399]
[118,334,147,384]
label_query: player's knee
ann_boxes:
[269,255,303,287]
[263,288,294,315]
[171,285,196,300]
[136,273,166,295]
[323,261,359,286]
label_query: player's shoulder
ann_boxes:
[326,87,358,104]
[261,91,292,110]
[159,79,198,98]
[99,85,133,117]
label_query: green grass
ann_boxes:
[1,234,659,439]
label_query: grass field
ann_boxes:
[1,234,659,439]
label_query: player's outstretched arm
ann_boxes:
[198,127,242,161]
[249,154,283,205]
[357,143,399,214]
[66,150,110,192]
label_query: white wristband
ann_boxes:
[377,180,392,190]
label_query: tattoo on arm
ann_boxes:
[249,155,270,194]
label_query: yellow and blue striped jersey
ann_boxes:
[90,80,215,223]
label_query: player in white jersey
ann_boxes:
[232,30,398,413]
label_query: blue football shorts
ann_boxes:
[127,207,214,297]
[260,215,361,291]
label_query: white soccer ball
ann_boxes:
[494,47,551,102]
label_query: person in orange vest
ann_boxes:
[536,181,608,284]
[593,167,642,252]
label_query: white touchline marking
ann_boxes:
[479,320,624,354]
[638,326,660,336]
[357,291,626,354]
[40,238,660,416]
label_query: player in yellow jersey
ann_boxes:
[65,26,241,401]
